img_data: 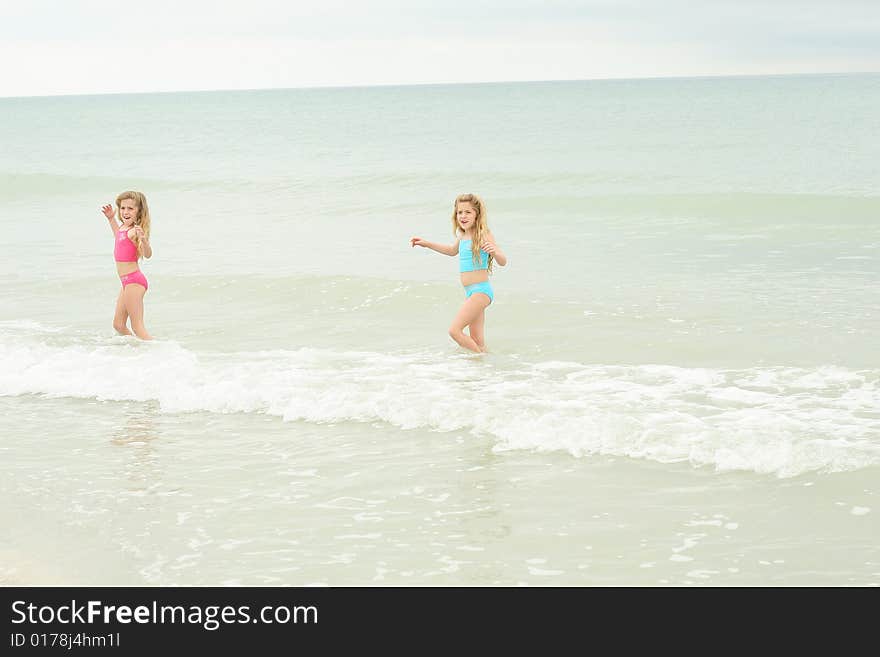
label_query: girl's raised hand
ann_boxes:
[410,237,426,248]
[101,204,115,220]
[481,238,496,254]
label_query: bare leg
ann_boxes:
[468,306,487,352]
[112,287,132,335]
[123,284,153,340]
[449,293,490,353]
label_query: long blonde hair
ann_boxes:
[115,191,151,258]
[450,193,493,273]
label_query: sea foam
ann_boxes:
[2,326,878,478]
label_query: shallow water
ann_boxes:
[1,74,878,585]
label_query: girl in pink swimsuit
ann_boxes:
[100,191,154,340]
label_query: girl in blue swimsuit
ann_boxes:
[411,193,507,353]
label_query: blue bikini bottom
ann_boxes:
[464,281,493,304]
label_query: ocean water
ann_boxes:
[1,74,878,585]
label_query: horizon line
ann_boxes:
[2,70,877,100]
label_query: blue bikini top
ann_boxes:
[459,239,489,272]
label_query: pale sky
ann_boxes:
[1,0,878,97]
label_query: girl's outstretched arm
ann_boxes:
[481,232,507,266]
[411,237,459,256]
[100,204,118,236]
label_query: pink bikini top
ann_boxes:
[114,229,139,262]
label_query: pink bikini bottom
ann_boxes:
[120,270,148,291]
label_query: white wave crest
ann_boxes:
[2,330,879,478]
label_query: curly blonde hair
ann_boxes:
[450,193,493,273]
[116,191,151,258]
